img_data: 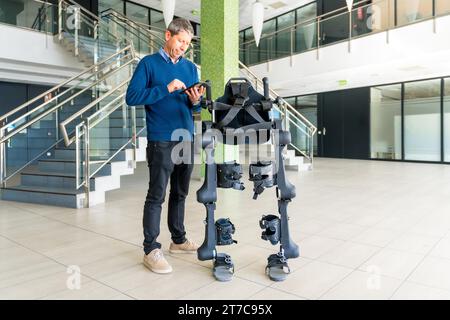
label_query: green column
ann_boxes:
[200,0,239,163]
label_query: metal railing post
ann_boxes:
[74,7,80,56]
[0,127,5,188]
[131,106,137,168]
[283,103,288,130]
[316,16,320,60]
[58,0,63,40]
[94,20,99,65]
[55,96,59,141]
[433,0,436,33]
[310,128,313,163]
[290,27,294,66]
[149,33,154,54]
[348,9,352,52]
[387,0,391,44]
[83,119,90,207]
[75,124,80,190]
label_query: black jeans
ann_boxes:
[143,141,194,255]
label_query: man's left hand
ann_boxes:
[186,85,206,105]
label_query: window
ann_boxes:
[404,79,441,161]
[370,85,402,160]
[126,2,149,25]
[260,19,276,62]
[396,0,433,26]
[295,2,317,53]
[150,10,165,31]
[276,11,295,58]
[99,0,123,15]
[436,0,450,15]
[296,95,318,156]
[444,79,450,161]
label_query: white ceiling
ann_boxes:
[130,0,315,30]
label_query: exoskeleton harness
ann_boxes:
[196,77,299,282]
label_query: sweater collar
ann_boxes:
[159,48,182,64]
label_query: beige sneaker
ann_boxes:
[169,239,199,254]
[143,249,173,274]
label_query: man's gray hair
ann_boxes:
[167,18,194,37]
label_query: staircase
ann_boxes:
[0,0,317,209]
[2,109,147,208]
[0,0,146,208]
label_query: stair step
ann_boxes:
[2,185,82,195]
[8,137,58,149]
[26,128,57,138]
[1,185,101,209]
[20,168,120,192]
[38,158,112,175]
[286,162,312,172]
[21,170,95,190]
[54,148,128,161]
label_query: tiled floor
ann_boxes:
[1,158,450,300]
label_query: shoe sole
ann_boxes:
[169,249,197,254]
[143,260,173,274]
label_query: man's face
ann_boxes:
[165,30,192,60]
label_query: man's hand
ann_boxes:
[186,85,206,105]
[167,79,186,93]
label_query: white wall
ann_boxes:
[0,23,85,86]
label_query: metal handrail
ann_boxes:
[101,8,201,43]
[2,53,133,134]
[101,12,166,49]
[101,8,201,57]
[60,77,132,146]
[101,9,165,36]
[241,0,447,60]
[238,61,316,161]
[31,1,49,30]
[59,0,121,44]
[0,53,135,145]
[0,44,133,126]
[274,105,314,160]
[87,92,127,128]
[64,0,103,24]
[238,61,316,134]
[74,103,146,196]
[241,0,382,47]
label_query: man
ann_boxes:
[126,18,205,274]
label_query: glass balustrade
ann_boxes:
[0,0,55,33]
[240,0,448,66]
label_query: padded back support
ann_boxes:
[215,80,271,129]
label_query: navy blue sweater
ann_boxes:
[125,52,200,141]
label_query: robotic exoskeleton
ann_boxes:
[196,77,299,282]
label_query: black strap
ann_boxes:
[229,122,273,132]
[267,253,290,272]
[214,253,234,270]
[215,83,250,129]
[245,105,267,124]
[216,106,242,129]
[213,102,234,111]
[252,177,276,199]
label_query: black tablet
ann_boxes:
[181,82,205,93]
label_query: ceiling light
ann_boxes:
[252,1,264,47]
[268,1,287,9]
[162,0,176,27]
